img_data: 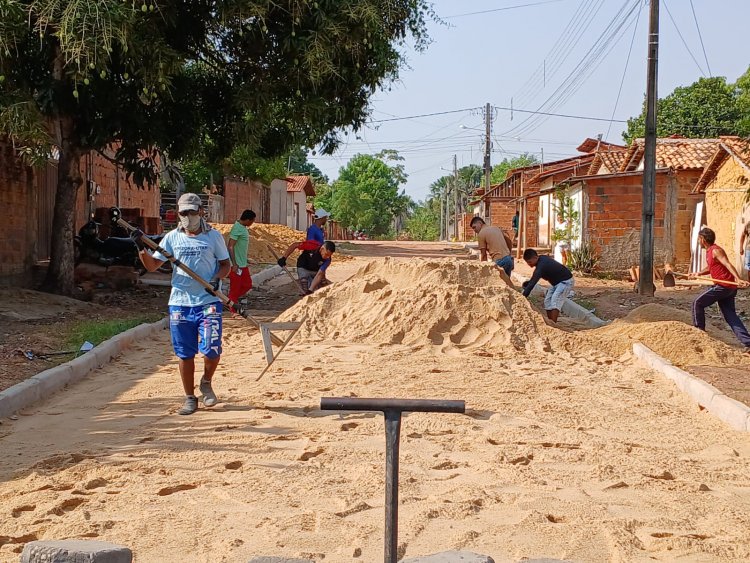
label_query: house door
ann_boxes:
[36,160,58,261]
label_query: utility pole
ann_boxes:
[484,102,492,220]
[439,182,444,241]
[453,154,459,240]
[639,0,659,296]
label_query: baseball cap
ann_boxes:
[314,209,330,220]
[178,193,202,212]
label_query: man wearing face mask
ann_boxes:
[137,192,231,415]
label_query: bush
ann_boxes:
[568,243,599,274]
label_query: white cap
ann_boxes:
[314,209,330,220]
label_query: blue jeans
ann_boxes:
[544,278,574,311]
[692,286,750,347]
[494,255,514,276]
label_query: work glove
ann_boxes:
[277,257,287,267]
[205,279,221,296]
[131,229,146,250]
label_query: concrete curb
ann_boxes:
[633,343,750,432]
[252,265,283,286]
[0,318,168,420]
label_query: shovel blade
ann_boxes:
[663,271,676,288]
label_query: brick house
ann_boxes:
[222,176,270,224]
[560,137,722,272]
[0,139,159,285]
[692,137,750,271]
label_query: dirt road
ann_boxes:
[1,244,749,562]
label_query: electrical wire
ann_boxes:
[367,107,480,123]
[605,0,643,141]
[501,0,640,138]
[443,0,567,20]
[662,0,706,77]
[689,0,712,76]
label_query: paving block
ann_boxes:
[247,558,314,563]
[401,551,495,563]
[659,365,689,391]
[29,365,74,397]
[21,540,132,563]
[709,394,750,431]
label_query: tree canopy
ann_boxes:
[623,73,750,143]
[490,153,539,185]
[317,151,411,236]
[0,0,436,294]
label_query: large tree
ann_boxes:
[490,153,539,185]
[0,0,435,294]
[624,76,746,143]
[322,151,410,236]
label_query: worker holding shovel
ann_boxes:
[135,193,232,415]
[277,240,336,294]
[691,227,750,351]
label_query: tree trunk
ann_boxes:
[40,116,82,296]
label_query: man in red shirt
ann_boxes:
[690,227,750,351]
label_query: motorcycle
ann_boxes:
[74,220,171,274]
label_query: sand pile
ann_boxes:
[214,222,352,267]
[582,304,750,367]
[279,258,554,354]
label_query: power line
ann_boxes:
[605,0,643,141]
[662,0,706,77]
[501,0,641,138]
[689,0,712,76]
[443,0,567,20]
[495,105,628,123]
[367,107,480,124]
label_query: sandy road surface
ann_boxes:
[1,242,749,562]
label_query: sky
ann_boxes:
[309,0,750,202]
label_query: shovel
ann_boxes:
[267,244,307,296]
[24,341,94,361]
[663,271,744,288]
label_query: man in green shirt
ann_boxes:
[227,209,256,309]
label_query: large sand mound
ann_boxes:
[279,258,554,354]
[582,304,750,368]
[214,222,352,266]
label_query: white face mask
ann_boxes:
[180,214,202,232]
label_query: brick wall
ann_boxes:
[75,151,159,231]
[582,171,680,272]
[0,140,37,284]
[1,141,159,284]
[487,196,516,232]
[223,177,268,224]
[673,171,703,267]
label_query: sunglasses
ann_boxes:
[178,210,199,217]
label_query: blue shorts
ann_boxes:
[745,251,750,272]
[494,255,514,276]
[169,303,223,360]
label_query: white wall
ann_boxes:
[269,179,288,225]
[285,191,307,231]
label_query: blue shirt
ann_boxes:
[153,227,230,307]
[306,224,325,246]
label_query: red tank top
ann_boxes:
[706,245,735,288]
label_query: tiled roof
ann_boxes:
[525,155,594,187]
[576,138,626,153]
[693,136,750,193]
[620,138,722,172]
[285,175,316,196]
[586,149,628,175]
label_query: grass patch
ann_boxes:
[336,242,359,251]
[572,297,597,312]
[65,314,162,348]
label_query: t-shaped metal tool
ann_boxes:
[320,397,466,563]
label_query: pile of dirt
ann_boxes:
[278,258,555,355]
[213,222,352,267]
[582,305,750,368]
